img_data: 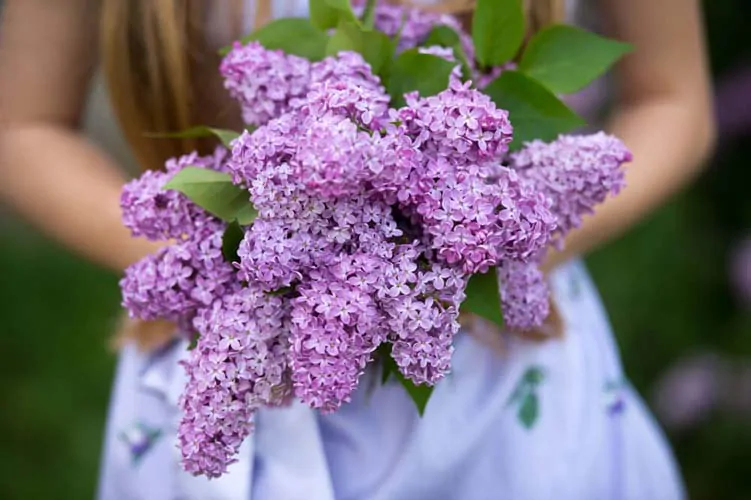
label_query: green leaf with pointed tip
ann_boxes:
[163,167,257,225]
[387,49,455,108]
[378,343,434,415]
[221,220,245,264]
[310,0,358,30]
[326,21,395,79]
[472,0,525,68]
[221,18,328,60]
[398,370,434,416]
[144,126,240,149]
[423,25,473,82]
[483,70,586,149]
[519,392,539,429]
[461,267,505,327]
[519,25,632,94]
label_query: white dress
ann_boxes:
[96,1,686,499]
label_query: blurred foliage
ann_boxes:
[1,0,750,499]
[0,222,120,499]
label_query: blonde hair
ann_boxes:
[101,0,566,351]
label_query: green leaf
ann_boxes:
[163,167,257,225]
[144,126,240,149]
[187,333,199,351]
[472,0,525,68]
[519,25,632,94]
[423,26,473,82]
[268,286,294,296]
[310,0,340,30]
[423,25,461,48]
[326,21,395,79]
[377,343,434,415]
[222,18,328,60]
[522,366,545,386]
[387,50,455,108]
[310,0,358,30]
[221,220,245,264]
[483,70,586,149]
[397,371,434,417]
[518,392,539,429]
[461,267,505,327]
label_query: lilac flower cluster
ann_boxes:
[496,261,550,332]
[388,78,555,273]
[119,5,631,477]
[178,287,289,477]
[220,43,311,126]
[511,133,632,246]
[120,149,236,330]
[487,133,632,328]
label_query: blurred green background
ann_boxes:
[2,1,751,499]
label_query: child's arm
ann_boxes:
[543,0,715,271]
[0,0,162,272]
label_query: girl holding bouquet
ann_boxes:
[0,0,714,499]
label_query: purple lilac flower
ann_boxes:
[304,53,391,133]
[397,77,514,163]
[379,82,556,273]
[120,223,235,324]
[491,167,558,262]
[380,244,464,385]
[121,149,230,240]
[289,262,383,412]
[294,113,384,198]
[178,287,289,478]
[120,170,198,241]
[418,45,457,62]
[228,112,301,184]
[220,41,311,126]
[497,261,550,331]
[302,78,390,132]
[511,133,631,245]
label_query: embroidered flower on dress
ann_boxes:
[119,421,162,464]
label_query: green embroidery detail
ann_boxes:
[507,365,545,429]
[119,421,163,465]
[603,378,629,415]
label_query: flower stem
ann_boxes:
[361,0,377,29]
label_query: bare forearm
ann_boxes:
[544,97,715,270]
[0,125,161,272]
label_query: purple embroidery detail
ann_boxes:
[604,380,628,416]
[604,379,628,500]
[119,421,162,464]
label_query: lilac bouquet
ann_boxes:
[120,0,632,478]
